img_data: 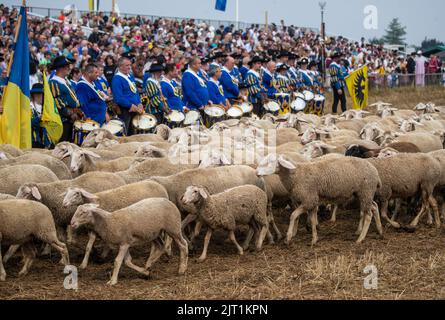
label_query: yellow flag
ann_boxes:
[345,65,369,110]
[41,72,63,144]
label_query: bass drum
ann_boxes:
[73,120,100,146]
[102,118,125,137]
[132,114,158,134]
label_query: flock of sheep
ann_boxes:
[0,101,444,286]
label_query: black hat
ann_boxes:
[298,57,309,65]
[276,64,289,72]
[148,63,165,73]
[213,51,227,59]
[248,56,263,66]
[231,53,242,60]
[288,53,298,60]
[30,83,44,94]
[277,51,289,59]
[331,51,342,59]
[51,56,73,70]
[201,57,209,64]
[308,61,318,69]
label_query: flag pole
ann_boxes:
[112,0,116,14]
[6,1,25,78]
[235,0,239,31]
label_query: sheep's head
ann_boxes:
[322,114,338,126]
[16,183,42,201]
[181,186,210,206]
[434,130,445,147]
[360,122,385,142]
[256,154,297,176]
[154,124,171,141]
[134,145,166,158]
[96,138,119,149]
[378,107,398,118]
[399,118,423,133]
[199,149,232,168]
[378,147,399,158]
[300,141,337,160]
[70,149,101,173]
[345,144,376,159]
[81,129,116,148]
[71,203,100,230]
[340,110,357,120]
[63,187,99,208]
[301,127,330,145]
[52,142,77,159]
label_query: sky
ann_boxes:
[2,0,443,46]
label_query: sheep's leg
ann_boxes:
[3,245,20,264]
[189,220,203,245]
[18,242,36,277]
[171,234,188,275]
[80,232,97,270]
[181,214,197,231]
[441,202,445,221]
[268,203,282,241]
[145,240,165,270]
[124,251,150,277]
[100,246,111,260]
[356,210,373,244]
[330,205,338,223]
[197,229,213,263]
[163,235,173,258]
[285,207,305,245]
[380,200,401,229]
[0,235,6,281]
[108,244,129,286]
[242,226,255,251]
[390,199,401,221]
[428,196,441,228]
[309,209,319,246]
[256,226,268,251]
[409,192,429,228]
[41,244,52,256]
[356,211,364,236]
[372,202,384,236]
[229,231,244,256]
[66,225,76,245]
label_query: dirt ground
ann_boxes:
[1,208,444,300]
[1,86,445,300]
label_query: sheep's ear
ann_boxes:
[319,143,337,151]
[31,187,42,201]
[80,189,99,203]
[278,155,297,170]
[198,187,209,199]
[83,150,101,159]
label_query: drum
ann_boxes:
[132,114,158,134]
[204,105,226,128]
[164,110,185,129]
[313,94,326,116]
[102,118,125,136]
[303,90,315,102]
[263,101,281,116]
[239,102,254,117]
[226,106,244,120]
[183,110,201,127]
[291,92,306,113]
[73,120,100,146]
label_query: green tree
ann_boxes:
[369,37,384,45]
[382,18,407,45]
[421,38,444,51]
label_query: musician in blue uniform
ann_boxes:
[231,53,243,84]
[30,83,52,148]
[298,58,315,88]
[144,63,166,124]
[198,57,210,82]
[220,56,240,103]
[161,63,184,112]
[245,56,266,117]
[94,64,111,95]
[76,64,108,126]
[329,51,348,114]
[287,53,301,90]
[262,60,278,99]
[207,64,229,107]
[49,56,83,142]
[182,56,210,112]
[275,64,291,114]
[239,56,250,83]
[111,57,144,135]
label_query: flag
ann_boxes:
[215,0,227,11]
[115,2,121,17]
[345,65,369,110]
[41,72,63,144]
[0,6,31,149]
[89,0,100,12]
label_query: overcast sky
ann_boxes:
[3,0,443,45]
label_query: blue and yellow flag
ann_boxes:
[215,0,227,12]
[41,71,63,144]
[345,65,369,110]
[0,6,31,149]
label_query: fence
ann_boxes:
[368,73,445,90]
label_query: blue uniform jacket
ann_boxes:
[245,70,265,104]
[220,68,239,100]
[182,70,209,110]
[329,62,347,90]
[49,76,81,121]
[262,70,278,99]
[160,78,184,112]
[111,73,141,109]
[207,79,227,105]
[144,78,165,115]
[94,77,109,94]
[76,80,108,125]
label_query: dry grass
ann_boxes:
[1,86,445,300]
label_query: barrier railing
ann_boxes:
[368,73,445,90]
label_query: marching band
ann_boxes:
[47,51,329,144]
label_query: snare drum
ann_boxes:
[204,105,226,128]
[226,106,244,120]
[73,120,101,146]
[132,114,158,134]
[313,94,326,116]
[239,102,254,117]
[164,110,185,129]
[303,90,315,102]
[263,101,281,116]
[102,118,125,136]
[291,92,306,113]
[183,110,201,127]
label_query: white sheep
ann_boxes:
[71,199,188,285]
[0,199,70,281]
